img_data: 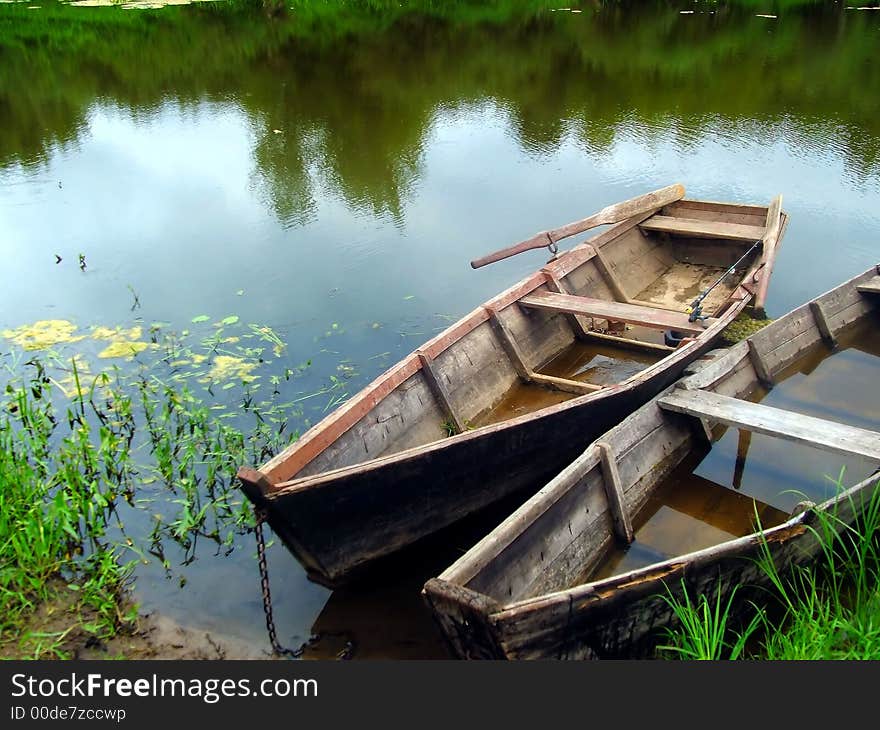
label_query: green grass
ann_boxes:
[658,476,880,660]
[0,369,136,658]
[657,582,763,660]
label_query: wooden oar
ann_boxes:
[470,182,685,269]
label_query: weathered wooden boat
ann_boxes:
[423,265,880,659]
[238,184,788,587]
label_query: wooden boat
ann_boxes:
[423,265,880,659]
[238,184,788,588]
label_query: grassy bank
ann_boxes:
[0,319,304,658]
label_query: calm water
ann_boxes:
[1,0,879,658]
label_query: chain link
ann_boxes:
[254,507,302,658]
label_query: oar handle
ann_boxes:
[469,232,554,269]
[470,183,685,269]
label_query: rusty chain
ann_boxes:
[254,506,302,658]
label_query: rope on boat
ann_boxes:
[254,506,303,658]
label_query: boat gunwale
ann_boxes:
[259,201,787,490]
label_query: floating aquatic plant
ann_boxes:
[2,320,86,350]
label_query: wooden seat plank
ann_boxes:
[639,216,766,242]
[658,389,880,461]
[518,290,713,335]
[856,276,880,295]
[529,372,602,395]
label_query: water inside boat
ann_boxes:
[540,338,662,385]
[585,313,880,584]
[472,339,665,427]
[589,450,790,582]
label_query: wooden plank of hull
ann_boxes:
[261,353,421,484]
[657,388,880,461]
[259,272,548,483]
[542,211,657,280]
[491,521,816,659]
[518,291,715,335]
[639,216,766,242]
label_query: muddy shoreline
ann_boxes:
[82,611,275,660]
[1,579,274,660]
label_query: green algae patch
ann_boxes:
[721,312,774,345]
[2,320,86,350]
[91,325,143,341]
[90,325,153,360]
[98,340,152,359]
[200,355,259,384]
